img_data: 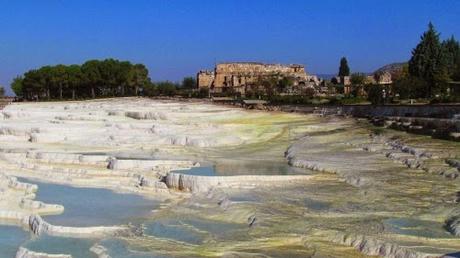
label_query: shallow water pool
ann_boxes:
[173,166,216,176]
[19,178,158,227]
[22,235,97,258]
[0,226,29,258]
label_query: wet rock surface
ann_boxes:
[0,99,459,257]
[285,118,460,257]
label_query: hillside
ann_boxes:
[374,62,407,76]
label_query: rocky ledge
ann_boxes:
[164,172,314,193]
[333,232,438,258]
[16,247,71,258]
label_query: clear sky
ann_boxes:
[1,0,459,95]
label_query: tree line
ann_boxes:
[332,23,460,104]
[11,59,151,100]
[11,59,201,100]
[9,23,458,103]
[394,22,460,100]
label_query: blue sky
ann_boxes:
[1,0,459,95]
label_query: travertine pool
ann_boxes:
[1,98,459,257]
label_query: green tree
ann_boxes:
[258,75,278,97]
[67,65,83,99]
[156,81,177,96]
[11,76,23,97]
[0,86,4,97]
[22,69,44,100]
[116,61,132,96]
[277,76,293,92]
[453,63,460,81]
[128,64,150,96]
[143,81,157,97]
[367,84,384,105]
[196,87,209,98]
[81,60,102,98]
[408,22,449,97]
[181,77,196,89]
[393,76,428,99]
[392,63,410,81]
[99,59,119,96]
[442,36,460,80]
[52,65,69,99]
[37,66,53,99]
[350,73,366,85]
[338,57,350,77]
[19,59,152,101]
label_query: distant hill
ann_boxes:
[374,62,407,76]
[316,62,407,80]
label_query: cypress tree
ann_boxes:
[338,57,350,77]
[408,22,449,97]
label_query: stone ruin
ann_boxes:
[197,62,320,96]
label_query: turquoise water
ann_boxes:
[174,163,308,177]
[0,226,29,258]
[173,166,216,176]
[22,235,97,258]
[19,178,158,227]
[5,178,161,257]
[144,219,207,244]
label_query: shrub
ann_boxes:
[367,84,384,105]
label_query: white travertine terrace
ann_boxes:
[0,98,317,257]
[165,172,314,192]
[16,247,72,258]
[1,98,459,258]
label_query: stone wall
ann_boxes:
[197,62,316,95]
[197,70,214,89]
[215,63,306,76]
[337,105,460,118]
[279,104,460,141]
[280,104,460,119]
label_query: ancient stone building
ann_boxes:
[364,72,393,85]
[197,62,319,96]
[197,70,215,89]
[374,71,393,85]
[333,76,351,86]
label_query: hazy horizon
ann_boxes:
[1,0,459,95]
